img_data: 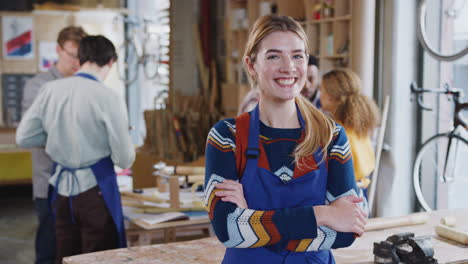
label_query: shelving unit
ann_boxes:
[304,0,352,73]
[221,0,375,114]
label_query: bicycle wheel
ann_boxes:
[143,54,160,80]
[142,33,161,80]
[413,133,468,212]
[117,40,139,85]
[417,0,468,61]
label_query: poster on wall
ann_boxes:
[2,16,34,60]
[39,42,58,72]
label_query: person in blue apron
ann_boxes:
[21,26,88,264]
[204,15,368,263]
[16,35,135,264]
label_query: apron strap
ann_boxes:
[236,112,270,179]
[243,105,261,178]
[238,103,312,180]
[75,72,98,82]
[51,164,89,224]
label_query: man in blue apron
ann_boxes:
[16,35,135,263]
[21,26,87,264]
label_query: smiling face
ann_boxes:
[246,31,308,103]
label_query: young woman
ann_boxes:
[321,69,380,192]
[204,15,367,263]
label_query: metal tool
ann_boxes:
[373,232,438,264]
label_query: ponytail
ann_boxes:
[336,94,380,137]
[322,69,380,137]
[294,95,335,165]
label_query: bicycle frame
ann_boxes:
[411,81,467,185]
[413,0,468,210]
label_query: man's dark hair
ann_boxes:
[78,35,118,66]
[308,55,319,67]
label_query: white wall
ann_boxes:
[74,10,125,100]
[170,0,200,96]
[126,0,199,146]
[125,0,171,145]
[374,0,418,217]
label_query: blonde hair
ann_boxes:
[243,15,335,165]
[322,69,380,137]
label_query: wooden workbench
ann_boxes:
[64,209,468,264]
[333,208,468,263]
[126,218,211,246]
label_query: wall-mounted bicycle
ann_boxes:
[412,0,468,211]
[410,82,467,212]
[115,14,169,85]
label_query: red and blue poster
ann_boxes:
[2,16,34,60]
[39,42,58,72]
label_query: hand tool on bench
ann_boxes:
[365,212,429,231]
[373,232,438,264]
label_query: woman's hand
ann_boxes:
[214,180,248,209]
[314,195,368,236]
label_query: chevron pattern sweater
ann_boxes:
[205,116,364,252]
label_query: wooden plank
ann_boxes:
[130,218,210,231]
[126,225,210,247]
[169,176,180,208]
[368,95,390,216]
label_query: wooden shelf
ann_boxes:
[304,0,353,72]
[306,15,351,24]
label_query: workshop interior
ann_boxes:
[0,0,467,263]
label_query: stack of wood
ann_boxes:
[139,23,222,164]
[140,92,220,163]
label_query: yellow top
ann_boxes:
[345,127,375,189]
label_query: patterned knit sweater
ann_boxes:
[204,116,363,252]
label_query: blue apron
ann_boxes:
[48,72,127,248]
[223,105,335,264]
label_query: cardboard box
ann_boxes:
[132,150,159,189]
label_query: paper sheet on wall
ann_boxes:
[2,16,34,60]
[39,42,58,72]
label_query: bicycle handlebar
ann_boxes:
[410,81,465,111]
[410,81,461,95]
